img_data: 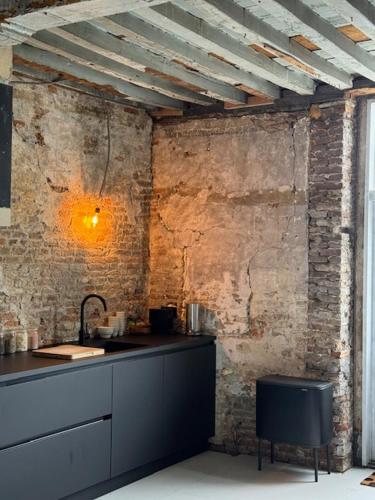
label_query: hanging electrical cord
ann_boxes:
[88,105,111,228]
[98,105,111,198]
[11,75,113,229]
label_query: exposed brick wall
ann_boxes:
[0,84,152,343]
[0,84,357,471]
[307,101,356,471]
[151,102,356,472]
[151,111,310,460]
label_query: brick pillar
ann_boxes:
[307,100,355,472]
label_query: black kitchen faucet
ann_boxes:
[79,294,107,345]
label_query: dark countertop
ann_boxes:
[0,334,216,385]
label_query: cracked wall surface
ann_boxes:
[151,104,356,472]
[151,111,311,459]
[0,84,152,343]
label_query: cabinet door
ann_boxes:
[0,419,111,500]
[164,344,216,455]
[111,355,164,477]
[0,364,112,448]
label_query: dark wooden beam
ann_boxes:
[154,77,375,123]
[172,76,375,121]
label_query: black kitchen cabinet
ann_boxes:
[111,355,165,477]
[111,344,216,477]
[0,337,216,500]
[163,344,216,455]
[0,419,111,500]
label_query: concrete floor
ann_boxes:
[98,451,375,500]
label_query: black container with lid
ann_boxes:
[149,306,177,333]
[256,374,333,482]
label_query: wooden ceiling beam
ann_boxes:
[176,0,352,90]
[0,0,169,47]
[134,3,315,94]
[90,15,280,99]
[13,44,185,109]
[12,63,144,110]
[150,108,184,117]
[28,30,214,105]
[54,20,251,105]
[257,0,375,82]
[224,95,274,109]
[323,0,375,42]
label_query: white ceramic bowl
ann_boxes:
[97,326,114,339]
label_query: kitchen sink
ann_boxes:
[83,340,147,353]
[104,341,147,353]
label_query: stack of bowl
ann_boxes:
[108,316,120,337]
[95,310,127,339]
[116,311,126,336]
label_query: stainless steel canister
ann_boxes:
[186,303,205,335]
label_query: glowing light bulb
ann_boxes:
[83,207,100,229]
[92,207,100,228]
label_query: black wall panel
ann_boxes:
[0,82,12,209]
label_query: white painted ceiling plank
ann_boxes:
[0,32,14,46]
[257,0,375,81]
[13,44,185,109]
[302,0,349,26]
[175,0,352,89]
[135,3,315,94]
[0,0,169,46]
[55,21,251,104]
[51,24,146,71]
[174,0,260,43]
[100,14,281,98]
[238,0,369,75]
[28,31,213,105]
[323,0,375,41]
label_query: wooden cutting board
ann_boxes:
[33,344,105,360]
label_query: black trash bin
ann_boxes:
[256,375,333,482]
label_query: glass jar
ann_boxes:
[0,331,5,355]
[15,327,28,352]
[4,331,16,354]
[27,328,39,350]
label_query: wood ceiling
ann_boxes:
[2,0,375,114]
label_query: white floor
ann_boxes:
[97,451,375,500]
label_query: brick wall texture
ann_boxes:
[0,85,152,343]
[151,101,356,472]
[307,101,355,471]
[0,85,356,471]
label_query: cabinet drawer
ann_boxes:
[0,365,112,448]
[0,419,111,500]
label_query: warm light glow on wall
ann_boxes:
[59,194,114,248]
